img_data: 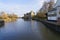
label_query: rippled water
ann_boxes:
[0,19,60,40]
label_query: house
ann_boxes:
[24,11,35,19]
[48,8,57,21]
[47,0,60,22]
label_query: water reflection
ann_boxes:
[35,21,60,40]
[30,20,60,40]
[0,19,59,40]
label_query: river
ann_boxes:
[0,19,60,40]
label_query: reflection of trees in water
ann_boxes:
[0,23,5,34]
[0,21,5,28]
[4,22,18,33]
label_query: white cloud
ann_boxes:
[0,0,48,17]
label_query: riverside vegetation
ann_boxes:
[0,12,18,22]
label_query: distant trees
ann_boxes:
[0,12,18,22]
[8,13,18,18]
[48,0,54,11]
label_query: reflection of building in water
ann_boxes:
[24,11,35,19]
[47,0,60,22]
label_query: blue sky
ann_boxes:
[0,0,57,17]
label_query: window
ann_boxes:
[48,11,57,17]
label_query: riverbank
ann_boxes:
[32,18,60,32]
[0,20,4,27]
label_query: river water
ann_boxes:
[0,19,60,40]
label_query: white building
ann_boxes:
[48,8,57,21]
[48,0,60,21]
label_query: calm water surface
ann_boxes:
[0,19,60,40]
